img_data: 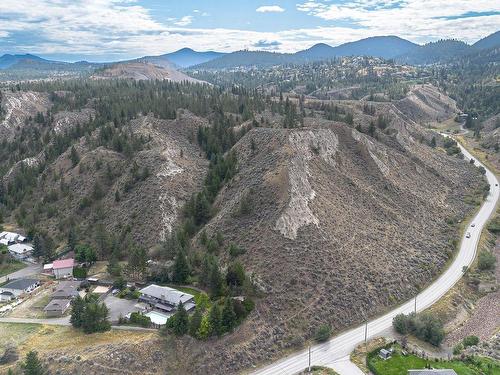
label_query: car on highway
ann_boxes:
[466,232,471,238]
[471,223,475,227]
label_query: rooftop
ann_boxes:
[44,299,71,312]
[53,258,74,269]
[139,284,194,306]
[1,278,39,291]
[8,243,33,254]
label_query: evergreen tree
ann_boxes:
[208,304,222,336]
[126,246,147,280]
[70,296,85,328]
[67,227,77,251]
[221,298,237,333]
[70,146,80,167]
[22,351,46,375]
[188,308,203,337]
[197,314,212,339]
[32,234,45,259]
[208,262,224,298]
[172,250,190,284]
[172,302,189,336]
[226,262,246,289]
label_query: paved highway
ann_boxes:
[251,139,499,375]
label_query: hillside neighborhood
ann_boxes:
[0,230,197,328]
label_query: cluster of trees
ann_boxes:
[70,294,111,334]
[165,295,254,339]
[443,137,461,156]
[32,232,55,263]
[393,312,445,346]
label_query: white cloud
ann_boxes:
[256,5,285,13]
[173,16,194,26]
[296,0,500,43]
[0,0,497,60]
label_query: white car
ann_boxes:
[466,232,471,238]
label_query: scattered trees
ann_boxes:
[393,313,444,346]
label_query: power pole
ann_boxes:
[308,346,311,373]
[414,296,417,314]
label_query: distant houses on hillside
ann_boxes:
[0,278,40,301]
[0,231,33,259]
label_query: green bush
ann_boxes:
[392,312,444,346]
[453,343,463,355]
[229,243,246,257]
[73,267,88,279]
[462,335,479,348]
[477,251,496,271]
[488,216,500,234]
[393,313,410,334]
[129,312,151,328]
[315,325,332,342]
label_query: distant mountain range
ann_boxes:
[194,32,500,69]
[1,31,499,75]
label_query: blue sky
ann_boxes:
[0,0,498,62]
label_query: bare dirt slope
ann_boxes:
[178,117,484,373]
[0,90,50,138]
[24,113,208,247]
[394,84,458,124]
[91,61,202,83]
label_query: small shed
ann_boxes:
[379,348,392,360]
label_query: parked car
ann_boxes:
[471,223,475,227]
[466,232,471,238]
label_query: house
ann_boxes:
[52,258,75,279]
[138,284,195,313]
[408,370,458,375]
[44,299,71,317]
[0,279,40,298]
[0,291,15,302]
[0,238,9,246]
[51,281,81,299]
[7,243,33,256]
[379,348,393,360]
[0,232,26,244]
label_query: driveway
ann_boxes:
[104,295,142,322]
[0,262,42,284]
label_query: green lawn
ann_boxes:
[369,351,500,375]
[0,260,26,278]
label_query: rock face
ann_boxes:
[0,90,50,138]
[275,129,338,240]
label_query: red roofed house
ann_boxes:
[52,258,75,279]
